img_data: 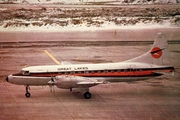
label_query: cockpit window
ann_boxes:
[21,70,30,75]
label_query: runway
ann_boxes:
[0,38,180,119]
[1,28,180,42]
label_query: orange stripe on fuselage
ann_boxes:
[29,70,165,77]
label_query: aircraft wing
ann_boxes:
[77,81,107,85]
[52,76,107,89]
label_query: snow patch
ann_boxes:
[0,18,178,32]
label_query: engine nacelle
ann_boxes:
[71,88,89,93]
[53,75,100,89]
[54,76,78,89]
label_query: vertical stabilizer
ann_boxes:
[126,32,171,65]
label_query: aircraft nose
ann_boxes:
[6,76,9,82]
[6,75,12,82]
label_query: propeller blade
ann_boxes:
[52,85,55,93]
[48,76,56,93]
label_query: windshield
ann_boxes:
[20,70,30,75]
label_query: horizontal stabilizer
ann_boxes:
[152,71,174,76]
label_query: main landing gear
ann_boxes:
[84,91,91,99]
[70,88,92,99]
[25,85,31,98]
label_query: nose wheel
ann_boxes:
[25,85,31,98]
[25,92,31,98]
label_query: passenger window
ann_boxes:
[85,71,89,74]
[104,70,108,74]
[71,71,74,75]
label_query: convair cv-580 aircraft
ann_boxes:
[6,33,174,99]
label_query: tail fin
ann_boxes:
[126,32,171,66]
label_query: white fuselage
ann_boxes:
[7,61,174,86]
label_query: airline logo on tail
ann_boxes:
[150,47,165,59]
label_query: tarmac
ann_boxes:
[0,32,180,120]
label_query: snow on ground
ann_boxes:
[0,0,179,4]
[0,4,179,32]
[0,18,178,32]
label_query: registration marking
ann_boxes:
[44,50,61,65]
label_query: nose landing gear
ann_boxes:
[25,85,31,98]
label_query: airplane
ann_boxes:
[6,33,174,99]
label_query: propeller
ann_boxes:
[48,76,56,93]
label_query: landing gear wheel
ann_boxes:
[25,85,31,98]
[84,92,91,99]
[25,92,31,98]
